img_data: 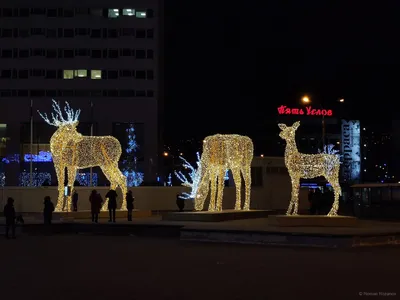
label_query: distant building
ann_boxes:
[0,1,164,186]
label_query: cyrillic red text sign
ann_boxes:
[277,105,333,116]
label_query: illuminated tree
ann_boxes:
[121,124,144,187]
[175,152,202,199]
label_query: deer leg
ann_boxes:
[208,172,217,211]
[67,167,77,212]
[241,166,251,211]
[111,164,127,211]
[287,176,300,215]
[231,167,242,210]
[100,165,118,212]
[54,164,65,212]
[327,176,341,216]
[216,168,225,211]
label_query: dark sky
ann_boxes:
[164,2,400,144]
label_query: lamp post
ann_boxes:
[301,96,344,150]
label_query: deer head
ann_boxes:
[38,100,83,148]
[278,121,300,140]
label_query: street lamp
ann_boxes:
[339,98,344,103]
[302,96,310,103]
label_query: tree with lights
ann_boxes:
[122,124,144,187]
[175,152,202,199]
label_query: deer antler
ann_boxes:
[38,99,81,127]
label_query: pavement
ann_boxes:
[0,235,399,300]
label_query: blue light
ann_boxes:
[76,173,98,186]
[121,124,144,187]
[19,172,51,186]
[24,151,53,163]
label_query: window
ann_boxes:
[146,90,154,97]
[120,70,133,77]
[136,70,145,79]
[119,90,135,97]
[107,89,118,97]
[47,9,57,17]
[147,49,154,59]
[1,49,12,58]
[18,90,29,97]
[31,48,45,56]
[63,29,74,37]
[46,29,57,38]
[121,48,133,56]
[91,49,101,58]
[147,29,154,38]
[30,69,45,77]
[108,49,118,58]
[90,9,102,17]
[108,29,118,38]
[63,49,74,58]
[123,9,135,16]
[108,9,119,18]
[0,70,12,79]
[136,29,146,38]
[75,48,89,56]
[31,28,45,35]
[19,8,30,17]
[91,70,101,79]
[146,9,154,18]
[74,70,87,78]
[19,49,30,58]
[63,70,74,79]
[46,90,57,97]
[121,28,135,36]
[30,90,45,97]
[91,29,101,38]
[136,90,146,97]
[136,11,146,18]
[147,70,154,80]
[30,8,46,15]
[0,90,12,97]
[1,28,12,37]
[75,8,89,15]
[74,90,91,97]
[136,50,146,59]
[46,49,57,58]
[107,70,118,79]
[75,28,88,36]
[45,70,57,79]
[19,29,30,38]
[63,9,74,17]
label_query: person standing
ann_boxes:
[72,190,79,212]
[43,196,55,225]
[3,197,16,239]
[106,189,118,222]
[126,190,134,221]
[176,193,185,212]
[89,190,102,223]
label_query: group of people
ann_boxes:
[88,189,134,223]
[3,189,135,238]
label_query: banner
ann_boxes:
[341,120,361,183]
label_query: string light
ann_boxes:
[175,152,202,200]
[76,173,98,186]
[19,172,51,186]
[38,100,127,212]
[121,124,144,187]
[194,134,253,211]
[278,121,341,216]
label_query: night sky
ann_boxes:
[164,2,400,146]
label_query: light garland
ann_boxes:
[19,172,51,186]
[38,100,127,212]
[278,121,341,216]
[194,134,253,211]
[76,172,98,186]
[175,152,202,199]
[24,151,53,162]
[121,124,144,187]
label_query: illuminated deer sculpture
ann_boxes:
[278,121,341,216]
[194,134,253,211]
[38,100,127,212]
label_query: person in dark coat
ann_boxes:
[126,190,134,221]
[72,190,79,212]
[106,189,118,222]
[89,190,102,223]
[3,197,16,239]
[43,196,55,225]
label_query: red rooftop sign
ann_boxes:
[277,105,333,116]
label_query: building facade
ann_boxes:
[0,0,163,186]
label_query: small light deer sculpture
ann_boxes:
[38,100,127,212]
[278,121,341,216]
[194,134,253,211]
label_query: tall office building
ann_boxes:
[0,1,163,186]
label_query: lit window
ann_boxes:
[136,11,146,18]
[63,70,73,79]
[123,8,135,16]
[74,70,87,78]
[108,9,119,18]
[91,70,102,79]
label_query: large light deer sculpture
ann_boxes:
[194,134,253,211]
[278,121,341,216]
[38,100,127,212]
